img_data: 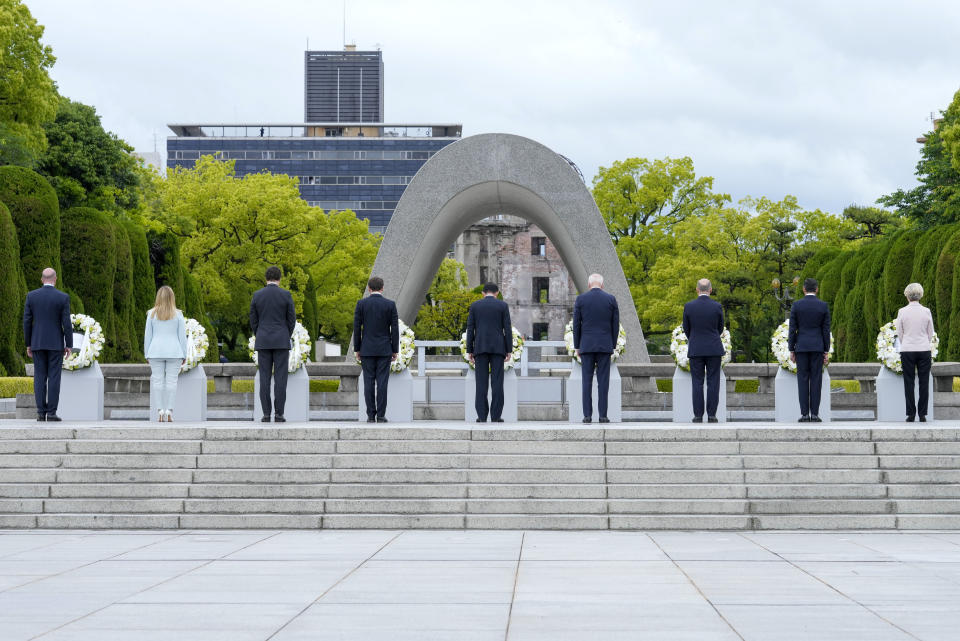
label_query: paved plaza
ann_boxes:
[0,530,958,640]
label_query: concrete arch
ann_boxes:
[371,133,649,363]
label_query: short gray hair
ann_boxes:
[904,282,924,301]
[587,273,604,288]
[697,278,712,293]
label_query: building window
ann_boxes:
[532,322,549,341]
[533,277,550,304]
[479,267,487,284]
[479,237,488,254]
[531,237,546,256]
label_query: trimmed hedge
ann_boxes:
[111,221,135,362]
[60,207,116,351]
[816,252,848,306]
[122,219,153,357]
[882,230,920,321]
[843,283,869,361]
[0,378,33,398]
[182,268,219,362]
[0,202,26,375]
[147,230,184,300]
[935,230,960,356]
[0,166,62,285]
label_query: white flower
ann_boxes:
[180,318,209,373]
[669,325,732,371]
[876,320,939,374]
[772,320,835,373]
[62,314,104,370]
[461,327,524,371]
[249,321,311,372]
[564,320,627,364]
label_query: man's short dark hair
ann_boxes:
[368,276,384,291]
[265,266,282,281]
[803,277,818,293]
[482,282,499,294]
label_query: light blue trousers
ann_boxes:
[149,358,180,412]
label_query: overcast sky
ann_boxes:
[29,0,960,214]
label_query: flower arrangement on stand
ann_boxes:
[460,327,525,371]
[669,325,733,372]
[354,320,416,373]
[876,321,939,374]
[180,318,209,373]
[249,321,311,373]
[62,314,104,370]
[563,321,627,364]
[771,320,834,374]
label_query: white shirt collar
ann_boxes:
[42,283,54,287]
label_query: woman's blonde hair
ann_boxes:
[151,286,177,321]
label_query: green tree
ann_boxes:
[0,165,61,284]
[879,89,960,227]
[934,230,960,355]
[60,207,116,353]
[121,219,153,356]
[412,259,480,341]
[36,97,142,212]
[881,230,920,322]
[841,204,902,240]
[0,200,26,374]
[0,0,57,166]
[110,220,134,361]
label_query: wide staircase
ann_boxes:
[1,424,959,530]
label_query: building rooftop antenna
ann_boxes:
[342,0,347,48]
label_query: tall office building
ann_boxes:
[304,46,384,123]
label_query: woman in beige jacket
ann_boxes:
[895,283,935,422]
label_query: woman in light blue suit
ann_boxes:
[144,286,187,422]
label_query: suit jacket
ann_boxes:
[144,310,187,359]
[23,285,72,351]
[788,294,831,353]
[249,283,296,350]
[466,296,512,355]
[573,287,620,354]
[353,293,399,356]
[682,295,725,358]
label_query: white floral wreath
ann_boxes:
[248,321,311,373]
[670,325,733,372]
[563,320,627,364]
[180,318,209,373]
[772,320,834,374]
[62,314,104,370]
[460,327,524,371]
[876,320,939,374]
[354,319,416,373]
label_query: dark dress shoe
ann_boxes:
[492,418,504,423]
[476,418,487,423]
[691,417,703,423]
[366,417,376,423]
[274,415,286,423]
[906,416,915,423]
[919,416,927,422]
[598,417,610,423]
[811,415,822,423]
[377,417,388,423]
[582,417,592,424]
[46,414,61,422]
[261,416,271,422]
[799,415,810,422]
[708,417,719,423]
[36,414,46,422]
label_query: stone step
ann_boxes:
[56,469,194,483]
[607,484,746,499]
[0,484,49,498]
[333,440,470,454]
[200,440,336,454]
[609,499,749,515]
[184,499,325,514]
[193,469,330,484]
[466,484,606,499]
[609,515,752,530]
[179,514,322,529]
[752,515,897,529]
[322,514,465,529]
[324,499,465,514]
[50,484,190,498]
[328,484,467,499]
[67,440,201,454]
[887,484,960,498]
[747,499,893,514]
[35,514,180,529]
[42,499,184,513]
[745,484,888,499]
[189,484,330,498]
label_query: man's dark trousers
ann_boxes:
[901,350,932,418]
[581,352,611,419]
[474,353,505,421]
[795,351,824,416]
[257,349,289,417]
[361,356,391,419]
[33,350,64,416]
[690,355,721,419]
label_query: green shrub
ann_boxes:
[0,377,33,398]
[656,379,672,393]
[0,166,62,286]
[804,248,840,286]
[122,220,154,357]
[734,379,760,393]
[147,230,184,299]
[60,207,116,349]
[110,221,135,362]
[183,268,219,362]
[844,283,869,361]
[831,380,861,393]
[0,202,26,375]
[935,230,960,355]
[882,230,920,321]
[214,379,339,394]
[817,252,849,306]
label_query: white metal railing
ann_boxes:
[414,339,572,377]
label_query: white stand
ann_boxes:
[465,367,518,422]
[567,360,622,423]
[357,368,413,422]
[151,365,206,422]
[876,366,933,421]
[672,367,727,422]
[255,365,309,421]
[59,361,104,421]
[775,366,831,422]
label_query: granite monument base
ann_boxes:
[358,368,414,422]
[775,366,831,423]
[464,367,518,422]
[876,365,933,422]
[255,365,309,421]
[59,361,104,421]
[567,361,622,423]
[671,367,728,422]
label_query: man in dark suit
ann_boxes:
[466,282,512,423]
[682,279,725,423]
[353,276,399,423]
[573,273,620,424]
[250,265,296,422]
[788,277,831,422]
[23,268,72,422]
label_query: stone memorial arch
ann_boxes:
[371,133,649,363]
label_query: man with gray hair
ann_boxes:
[572,272,619,423]
[23,268,72,422]
[682,278,725,423]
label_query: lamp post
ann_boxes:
[772,276,800,319]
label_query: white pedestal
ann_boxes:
[465,368,518,422]
[775,366,831,423]
[567,361,622,423]
[358,368,413,422]
[255,365,309,421]
[671,367,727,422]
[59,361,104,421]
[150,365,207,422]
[876,366,933,421]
